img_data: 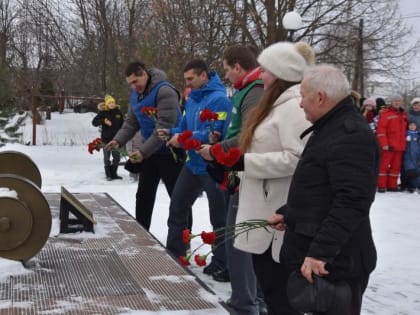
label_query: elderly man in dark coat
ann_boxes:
[269,64,379,315]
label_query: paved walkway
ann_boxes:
[0,192,228,314]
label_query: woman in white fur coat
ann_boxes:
[234,41,315,315]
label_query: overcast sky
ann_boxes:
[400,0,420,77]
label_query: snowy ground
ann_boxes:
[1,112,420,314]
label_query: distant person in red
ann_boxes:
[376,95,408,192]
[361,97,376,132]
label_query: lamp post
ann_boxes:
[282,11,302,42]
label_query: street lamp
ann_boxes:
[282,11,302,42]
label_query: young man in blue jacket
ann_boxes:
[158,59,232,279]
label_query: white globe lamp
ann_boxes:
[282,11,302,41]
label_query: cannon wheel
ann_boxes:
[0,151,42,188]
[0,174,51,261]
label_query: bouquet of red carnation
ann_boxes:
[88,137,103,154]
[177,130,202,151]
[177,130,193,144]
[210,143,242,194]
[179,219,270,267]
[199,108,218,134]
[87,138,129,158]
[142,106,178,162]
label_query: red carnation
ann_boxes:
[201,231,216,245]
[211,143,225,161]
[141,106,158,117]
[211,143,242,167]
[178,130,193,144]
[200,109,218,122]
[182,229,191,244]
[223,148,242,167]
[183,138,201,150]
[194,254,207,266]
[179,256,190,266]
[87,138,103,154]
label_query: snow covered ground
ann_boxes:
[1,111,420,314]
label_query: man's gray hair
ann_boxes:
[303,64,351,102]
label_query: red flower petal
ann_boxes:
[223,148,242,167]
[179,256,191,266]
[194,254,207,266]
[183,138,201,150]
[201,231,216,245]
[182,229,191,244]
[199,109,218,122]
[178,130,193,144]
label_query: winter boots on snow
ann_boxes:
[105,165,122,180]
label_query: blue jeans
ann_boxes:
[166,166,227,268]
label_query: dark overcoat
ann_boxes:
[280,96,380,280]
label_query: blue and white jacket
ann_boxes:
[170,71,232,174]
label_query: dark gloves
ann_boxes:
[124,160,143,174]
[276,204,288,215]
[229,155,244,171]
[406,169,419,180]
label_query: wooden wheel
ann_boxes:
[0,151,42,188]
[0,174,51,261]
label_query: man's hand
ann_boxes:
[157,128,170,140]
[104,140,119,151]
[129,150,143,163]
[198,144,213,161]
[167,134,181,148]
[267,213,286,231]
[209,131,221,144]
[104,118,112,126]
[300,257,329,283]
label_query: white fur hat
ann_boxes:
[410,97,420,105]
[257,42,307,82]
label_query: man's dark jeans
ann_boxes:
[135,153,186,230]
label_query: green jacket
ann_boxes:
[222,80,264,151]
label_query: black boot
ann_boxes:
[111,165,122,180]
[104,166,112,181]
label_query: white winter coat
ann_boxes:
[234,84,311,262]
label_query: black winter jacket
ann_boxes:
[92,107,124,143]
[279,96,380,280]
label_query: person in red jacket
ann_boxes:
[376,95,408,192]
